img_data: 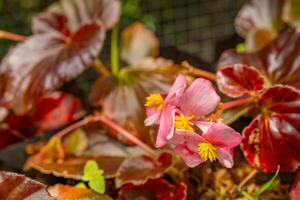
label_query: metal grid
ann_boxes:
[141,0,244,62]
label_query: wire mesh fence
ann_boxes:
[0,0,244,62]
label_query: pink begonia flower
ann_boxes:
[169,122,242,168]
[144,74,220,147]
[144,74,187,147]
[290,169,300,200]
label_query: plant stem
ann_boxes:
[0,30,26,42]
[93,59,110,76]
[111,24,119,76]
[237,169,258,190]
[53,114,156,157]
[182,61,216,81]
[98,115,157,157]
[223,97,253,110]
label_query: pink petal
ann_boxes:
[165,74,187,105]
[194,121,214,133]
[155,104,176,148]
[179,78,220,117]
[203,123,242,148]
[144,111,161,126]
[170,130,204,152]
[174,144,204,168]
[216,148,234,168]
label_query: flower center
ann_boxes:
[145,93,164,111]
[198,143,217,162]
[174,115,194,130]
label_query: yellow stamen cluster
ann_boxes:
[174,115,194,130]
[198,143,217,162]
[145,93,164,111]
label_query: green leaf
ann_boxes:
[240,190,256,200]
[75,182,87,189]
[235,43,247,53]
[254,166,280,198]
[65,128,88,156]
[82,160,105,194]
[221,104,253,125]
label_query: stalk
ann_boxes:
[182,61,216,81]
[111,24,120,76]
[0,30,26,42]
[223,97,253,110]
[93,59,110,76]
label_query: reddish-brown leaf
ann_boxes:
[48,184,112,200]
[290,169,300,200]
[31,91,84,132]
[0,18,105,114]
[0,171,53,200]
[218,28,300,89]
[115,152,172,188]
[119,178,187,200]
[47,0,121,31]
[25,156,125,180]
[217,64,265,98]
[89,58,181,145]
[242,85,300,172]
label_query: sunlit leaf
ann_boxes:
[64,128,88,156]
[115,152,172,188]
[217,64,265,98]
[120,22,159,65]
[48,184,112,200]
[0,14,105,114]
[83,160,105,194]
[218,28,300,89]
[0,171,53,199]
[119,178,187,200]
[242,85,300,172]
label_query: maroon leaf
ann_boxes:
[218,28,300,89]
[48,184,112,200]
[242,85,300,172]
[234,0,284,51]
[217,64,265,98]
[31,91,84,132]
[119,178,187,200]
[115,152,172,188]
[0,17,105,114]
[47,0,121,31]
[0,171,53,199]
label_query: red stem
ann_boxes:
[182,61,216,81]
[53,114,157,157]
[0,30,26,42]
[223,97,253,110]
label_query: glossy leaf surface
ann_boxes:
[217,64,265,98]
[242,86,300,172]
[0,17,105,114]
[218,28,300,89]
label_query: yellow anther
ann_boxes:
[145,93,164,111]
[198,143,217,162]
[174,115,194,130]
